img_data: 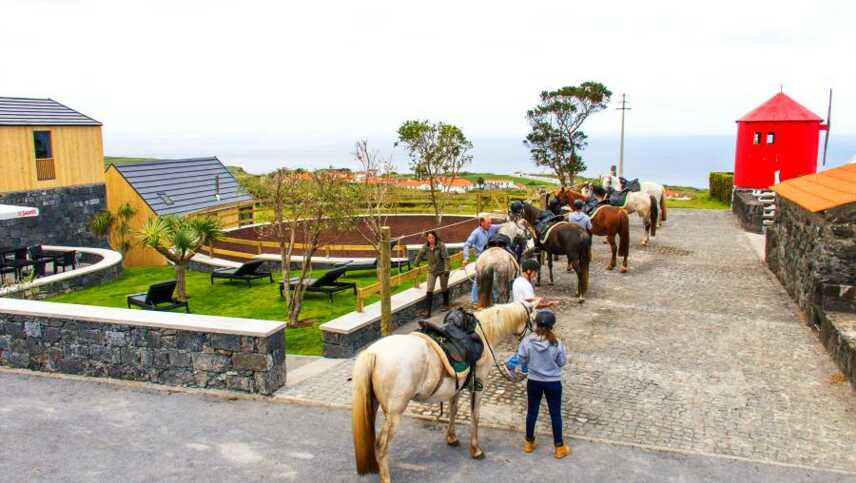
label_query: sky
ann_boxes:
[1,0,854,176]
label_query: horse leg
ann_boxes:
[607,234,617,270]
[376,411,401,483]
[469,389,485,459]
[548,253,554,285]
[640,212,650,246]
[446,393,461,447]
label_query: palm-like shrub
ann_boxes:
[139,215,223,301]
[89,202,137,257]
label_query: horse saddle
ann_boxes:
[487,233,518,259]
[620,177,641,192]
[418,308,484,372]
[535,214,567,244]
[582,197,601,216]
[606,187,632,208]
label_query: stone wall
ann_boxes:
[766,197,856,326]
[732,190,765,234]
[0,183,107,248]
[0,308,286,395]
[322,275,474,358]
[817,311,856,387]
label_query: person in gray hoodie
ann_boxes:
[516,310,569,459]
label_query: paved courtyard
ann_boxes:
[279,209,856,473]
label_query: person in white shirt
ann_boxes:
[513,259,559,309]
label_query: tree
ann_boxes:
[524,82,612,186]
[241,168,359,326]
[476,176,486,190]
[353,140,395,253]
[89,202,137,258]
[139,215,223,302]
[396,120,473,223]
[285,171,359,325]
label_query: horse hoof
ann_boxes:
[471,449,485,460]
[620,267,628,273]
[607,265,615,271]
[447,436,460,447]
[578,297,585,304]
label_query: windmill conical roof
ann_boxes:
[737,92,823,122]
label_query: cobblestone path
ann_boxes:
[278,210,856,473]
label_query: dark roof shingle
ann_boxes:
[113,157,253,216]
[0,97,102,126]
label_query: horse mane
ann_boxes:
[474,302,528,345]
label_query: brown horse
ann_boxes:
[520,202,590,303]
[555,187,630,272]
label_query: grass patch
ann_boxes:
[665,186,730,210]
[47,261,460,356]
[104,156,157,168]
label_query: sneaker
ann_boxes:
[553,443,570,459]
[522,439,536,454]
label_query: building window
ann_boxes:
[752,132,761,144]
[157,192,174,205]
[766,132,775,144]
[33,130,56,181]
[239,206,254,227]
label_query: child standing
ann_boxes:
[517,310,569,459]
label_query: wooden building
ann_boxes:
[0,97,107,248]
[106,157,254,266]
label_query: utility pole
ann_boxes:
[616,93,631,178]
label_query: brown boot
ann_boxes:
[553,442,570,459]
[522,439,536,453]
[420,292,433,317]
[441,291,451,311]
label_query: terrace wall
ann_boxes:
[766,197,856,325]
[0,183,107,248]
[0,299,286,395]
[732,190,765,234]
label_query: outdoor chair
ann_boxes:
[0,261,16,283]
[210,259,273,286]
[53,251,77,272]
[29,245,55,275]
[279,264,357,302]
[127,280,190,313]
[9,247,34,279]
[340,257,410,274]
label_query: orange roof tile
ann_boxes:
[771,164,856,212]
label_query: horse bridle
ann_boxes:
[476,301,534,383]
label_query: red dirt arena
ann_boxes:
[211,214,479,259]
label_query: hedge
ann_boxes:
[709,172,734,205]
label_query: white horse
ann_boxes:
[475,246,520,308]
[352,302,533,483]
[494,219,534,260]
[583,183,658,246]
[601,175,668,227]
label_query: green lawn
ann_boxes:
[47,265,426,356]
[665,186,730,210]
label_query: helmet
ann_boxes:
[534,310,556,329]
[573,200,584,210]
[522,258,540,273]
[509,200,524,215]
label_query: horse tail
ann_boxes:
[618,209,630,257]
[477,263,494,308]
[659,191,667,222]
[352,351,379,475]
[648,195,658,237]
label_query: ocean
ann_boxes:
[105,133,856,188]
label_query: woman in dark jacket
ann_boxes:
[413,230,451,316]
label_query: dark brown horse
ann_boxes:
[555,187,630,273]
[520,202,590,303]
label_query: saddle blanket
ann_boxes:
[411,332,472,379]
[589,204,610,219]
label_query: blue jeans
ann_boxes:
[526,379,563,446]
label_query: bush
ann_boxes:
[709,172,734,205]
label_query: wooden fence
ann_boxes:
[205,236,408,260]
[354,251,464,312]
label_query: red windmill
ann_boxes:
[733,92,830,189]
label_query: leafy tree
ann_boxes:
[89,202,137,258]
[139,215,223,301]
[240,168,359,326]
[353,140,395,253]
[396,120,473,223]
[524,82,612,186]
[476,176,486,190]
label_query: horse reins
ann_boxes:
[475,302,533,383]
